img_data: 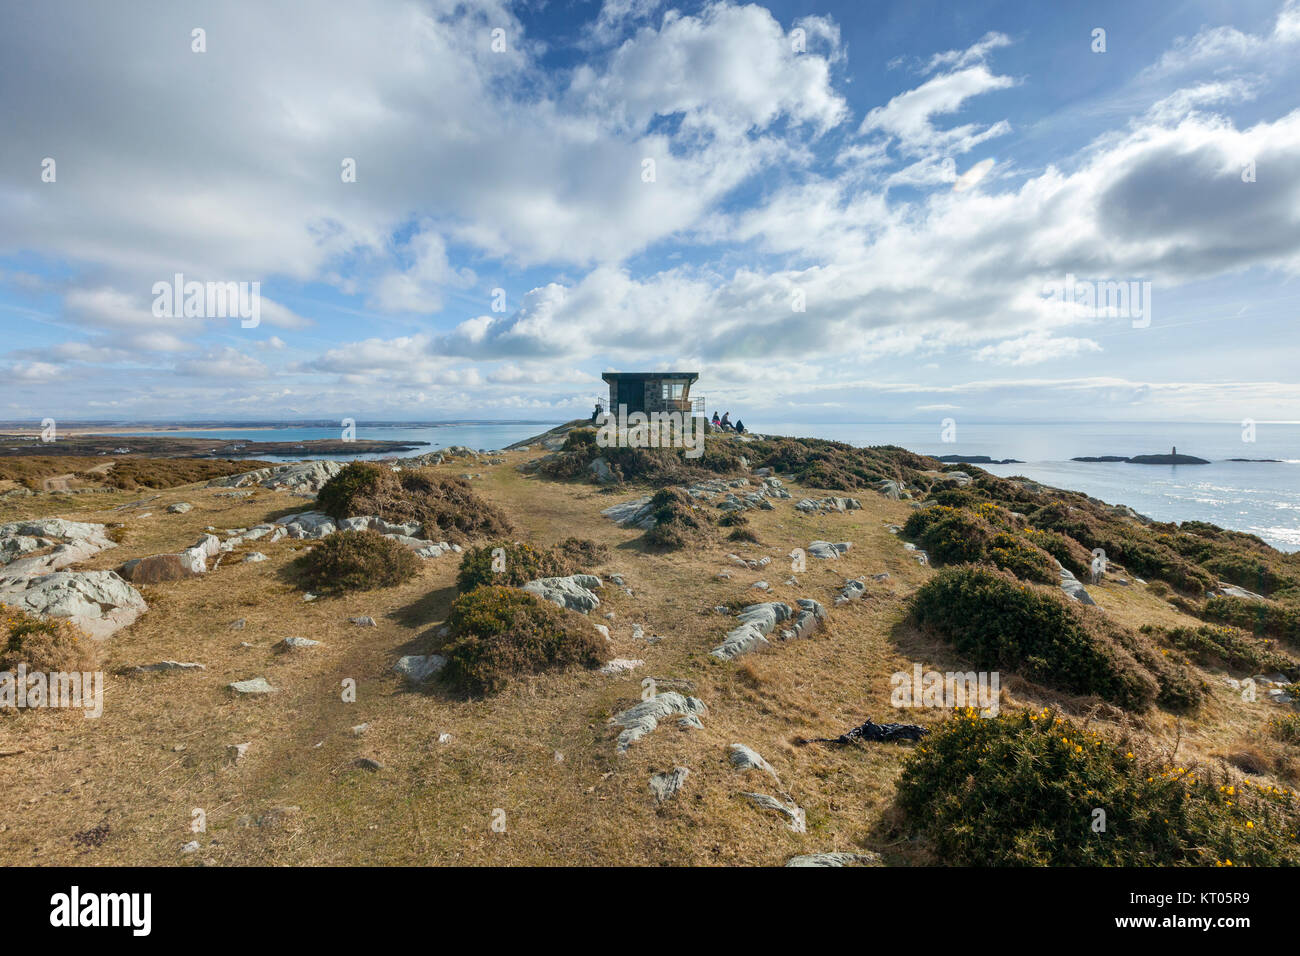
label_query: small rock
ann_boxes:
[275,636,320,651]
[729,743,778,778]
[242,551,267,563]
[649,766,690,804]
[181,840,200,853]
[167,502,193,514]
[228,677,275,696]
[599,658,644,676]
[228,742,250,763]
[131,661,205,673]
[394,654,447,683]
[353,757,383,771]
[786,852,882,867]
[350,616,376,627]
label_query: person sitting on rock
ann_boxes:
[711,411,721,427]
[735,419,746,434]
[720,412,732,430]
[591,402,604,424]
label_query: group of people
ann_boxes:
[711,410,745,434]
[589,401,746,434]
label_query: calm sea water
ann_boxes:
[105,423,555,460]
[762,421,1300,552]
[105,420,1300,552]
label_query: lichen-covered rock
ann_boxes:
[0,569,146,639]
[785,852,882,867]
[522,574,602,613]
[601,496,656,530]
[394,654,447,683]
[610,692,707,753]
[710,602,792,660]
[0,518,117,576]
[1056,561,1096,605]
[649,766,690,803]
[207,460,344,494]
[729,743,778,778]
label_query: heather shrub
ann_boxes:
[643,487,714,549]
[294,530,419,593]
[441,586,606,695]
[316,462,512,543]
[455,537,607,592]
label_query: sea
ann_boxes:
[101,420,1300,553]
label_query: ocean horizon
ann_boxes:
[97,419,1300,552]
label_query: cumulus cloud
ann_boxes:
[1,1,1298,422]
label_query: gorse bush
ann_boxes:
[987,532,1058,584]
[441,586,607,695]
[1270,714,1300,745]
[0,605,101,674]
[294,529,420,593]
[902,506,1057,584]
[896,708,1300,866]
[910,567,1201,712]
[316,462,512,543]
[1021,527,1092,578]
[903,505,991,564]
[455,538,608,592]
[1204,595,1300,648]
[1140,623,1298,678]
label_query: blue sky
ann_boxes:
[1,0,1298,423]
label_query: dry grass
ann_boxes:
[0,448,1294,866]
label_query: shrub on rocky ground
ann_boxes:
[910,566,1201,711]
[316,462,512,543]
[1270,714,1300,745]
[441,586,606,695]
[455,538,607,592]
[896,708,1300,865]
[643,487,714,549]
[294,529,420,593]
[0,605,101,674]
[1140,623,1298,677]
[1203,595,1300,648]
[746,437,931,491]
[987,532,1058,584]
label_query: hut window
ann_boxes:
[661,382,685,400]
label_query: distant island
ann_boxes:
[1073,446,1210,465]
[936,454,1024,465]
[0,434,429,459]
